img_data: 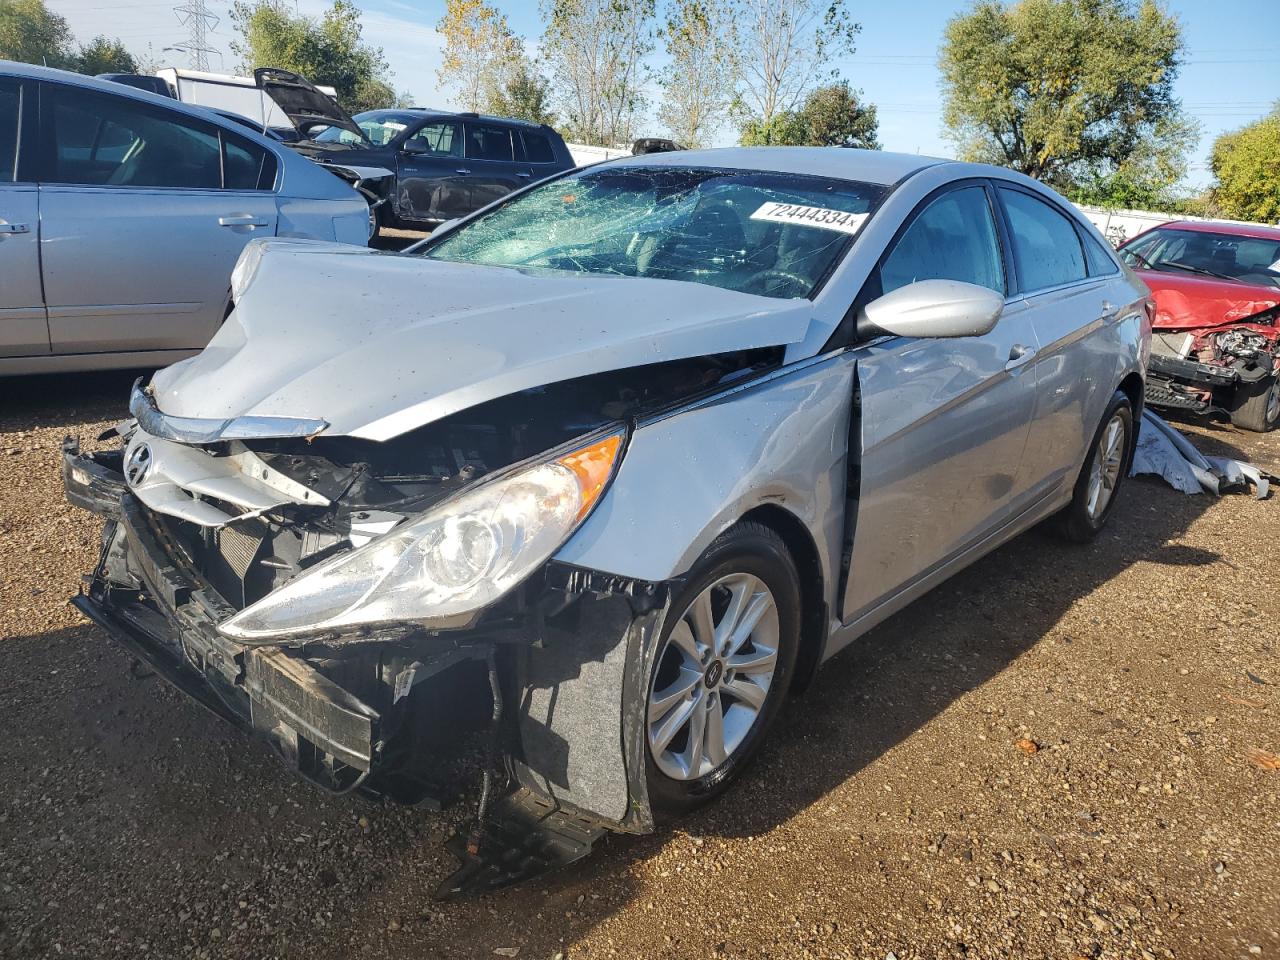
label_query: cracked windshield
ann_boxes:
[423,167,887,299]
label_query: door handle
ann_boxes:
[1005,343,1037,371]
[454,168,471,175]
[516,171,532,178]
[0,222,30,234]
[1099,300,1120,322]
[218,215,268,228]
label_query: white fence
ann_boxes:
[1073,204,1279,248]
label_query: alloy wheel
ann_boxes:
[646,573,780,781]
[1086,413,1127,520]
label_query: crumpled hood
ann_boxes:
[151,240,814,441]
[1138,270,1280,331]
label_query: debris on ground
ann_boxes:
[1132,410,1274,498]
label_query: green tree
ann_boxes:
[541,0,656,146]
[436,0,522,112]
[739,81,878,148]
[734,0,859,134]
[940,0,1196,192]
[1209,106,1280,224]
[0,0,74,67]
[231,0,396,113]
[658,0,737,148]
[487,57,556,125]
[75,35,139,75]
[799,81,878,148]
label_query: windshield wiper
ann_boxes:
[1156,261,1237,282]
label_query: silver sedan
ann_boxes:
[65,147,1150,893]
[0,62,372,375]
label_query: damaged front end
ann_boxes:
[63,349,776,895]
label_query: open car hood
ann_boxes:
[148,240,815,442]
[1138,269,1280,331]
[254,67,364,140]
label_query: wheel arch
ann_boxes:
[739,503,827,694]
[1118,370,1145,453]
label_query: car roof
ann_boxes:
[0,59,282,143]
[1153,220,1280,242]
[606,147,949,186]
[353,107,546,130]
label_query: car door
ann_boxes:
[0,75,48,358]
[394,118,469,222]
[995,185,1129,498]
[514,128,560,186]
[842,182,1040,621]
[38,82,279,355]
[463,121,522,210]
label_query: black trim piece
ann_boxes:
[72,592,246,726]
[435,787,611,899]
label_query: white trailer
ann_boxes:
[155,68,339,130]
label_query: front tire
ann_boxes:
[644,522,801,817]
[1228,372,1280,432]
[1051,391,1134,543]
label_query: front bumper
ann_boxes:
[63,440,666,892]
[73,495,384,790]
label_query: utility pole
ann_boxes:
[172,0,219,71]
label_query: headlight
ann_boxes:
[218,430,624,641]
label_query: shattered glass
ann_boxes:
[424,167,887,299]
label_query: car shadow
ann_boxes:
[0,395,1259,958]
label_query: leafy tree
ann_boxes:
[75,35,139,75]
[658,0,737,148]
[231,0,396,113]
[0,0,74,67]
[799,81,878,148]
[1208,106,1280,224]
[436,0,522,113]
[940,0,1196,193]
[487,57,556,125]
[734,0,859,133]
[541,0,655,146]
[740,81,878,148]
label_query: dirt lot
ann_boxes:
[1,371,1277,960]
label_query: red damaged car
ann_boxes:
[1119,220,1280,431]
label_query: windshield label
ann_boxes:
[750,202,869,235]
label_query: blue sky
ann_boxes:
[52,0,1280,188]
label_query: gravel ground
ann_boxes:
[1,370,1277,960]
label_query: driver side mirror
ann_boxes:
[858,279,1004,340]
[400,139,430,155]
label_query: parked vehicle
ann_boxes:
[0,62,373,375]
[1119,220,1280,431]
[276,71,574,226]
[64,148,1150,894]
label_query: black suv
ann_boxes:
[252,68,575,228]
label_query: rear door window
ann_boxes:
[999,188,1088,292]
[47,85,224,189]
[878,185,1005,295]
[466,123,513,162]
[0,79,19,182]
[518,131,555,164]
[404,120,462,157]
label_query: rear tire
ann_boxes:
[1050,391,1134,543]
[1228,372,1280,432]
[644,522,801,818]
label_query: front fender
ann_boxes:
[555,355,855,616]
